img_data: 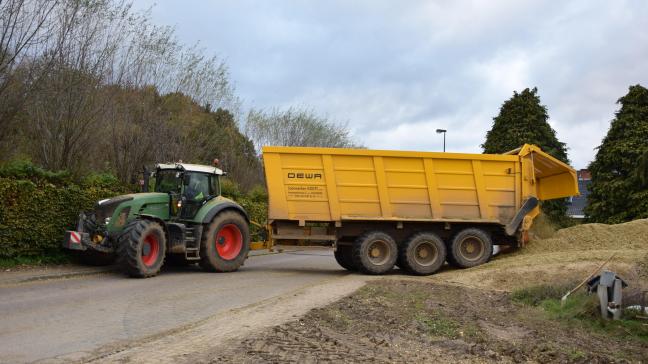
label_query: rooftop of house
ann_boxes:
[568,171,591,218]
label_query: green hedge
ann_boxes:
[0,177,128,258]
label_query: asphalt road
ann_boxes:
[0,249,345,363]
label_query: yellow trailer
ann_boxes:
[261,144,578,275]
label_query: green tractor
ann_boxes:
[62,162,250,278]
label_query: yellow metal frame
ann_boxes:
[263,145,520,161]
[249,220,272,251]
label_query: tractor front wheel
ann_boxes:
[199,211,250,272]
[117,219,166,278]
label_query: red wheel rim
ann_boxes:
[215,224,243,260]
[141,234,160,267]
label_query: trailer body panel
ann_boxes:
[263,144,578,230]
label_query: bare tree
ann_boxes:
[26,0,134,171]
[0,0,64,149]
[245,107,361,151]
[3,0,250,183]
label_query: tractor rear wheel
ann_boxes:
[199,211,250,272]
[448,228,493,268]
[351,231,397,275]
[398,232,446,275]
[334,245,356,271]
[117,219,166,278]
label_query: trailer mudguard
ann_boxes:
[505,197,539,236]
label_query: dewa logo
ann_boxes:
[287,172,322,179]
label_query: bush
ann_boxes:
[226,183,268,242]
[81,172,127,190]
[0,159,71,184]
[0,161,129,258]
[221,177,243,200]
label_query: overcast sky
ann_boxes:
[137,0,648,169]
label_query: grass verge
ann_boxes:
[512,284,648,343]
[0,250,71,269]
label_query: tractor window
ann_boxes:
[155,170,182,193]
[183,173,210,201]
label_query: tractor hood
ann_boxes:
[95,195,134,223]
[122,192,170,203]
[96,193,167,213]
[97,193,171,233]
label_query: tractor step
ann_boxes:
[184,226,201,260]
[185,247,200,260]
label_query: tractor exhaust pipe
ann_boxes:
[142,166,150,192]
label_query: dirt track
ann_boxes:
[204,280,648,363]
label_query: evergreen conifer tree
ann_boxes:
[585,84,648,223]
[483,87,570,223]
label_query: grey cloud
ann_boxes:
[137,0,648,169]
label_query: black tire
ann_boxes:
[398,232,446,275]
[117,219,166,278]
[351,231,397,275]
[449,228,493,268]
[199,211,250,272]
[72,250,116,266]
[334,245,356,271]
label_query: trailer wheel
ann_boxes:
[449,228,493,268]
[399,232,446,275]
[334,245,356,271]
[200,211,250,272]
[117,219,166,278]
[352,231,397,275]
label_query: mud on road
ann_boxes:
[205,280,648,364]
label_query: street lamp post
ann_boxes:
[436,129,447,152]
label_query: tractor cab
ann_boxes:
[152,163,223,220]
